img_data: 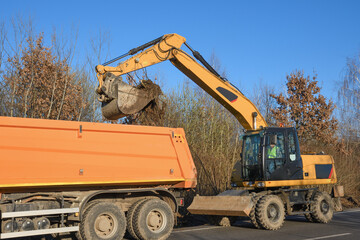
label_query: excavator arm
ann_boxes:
[96,33,267,130]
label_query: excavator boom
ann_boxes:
[96,33,267,130]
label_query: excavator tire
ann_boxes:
[309,191,334,223]
[126,199,147,240]
[249,195,262,229]
[133,199,174,240]
[255,195,285,230]
[304,213,314,222]
[304,191,314,222]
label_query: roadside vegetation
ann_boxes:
[0,16,359,205]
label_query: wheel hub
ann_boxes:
[147,210,166,233]
[320,200,329,214]
[267,204,279,221]
[95,214,116,237]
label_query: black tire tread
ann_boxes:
[255,195,285,230]
[126,199,147,240]
[249,195,262,229]
[310,192,334,223]
[79,201,99,240]
[304,191,314,222]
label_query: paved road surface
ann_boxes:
[169,208,360,240]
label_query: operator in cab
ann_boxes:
[266,134,284,177]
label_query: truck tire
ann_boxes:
[249,195,261,229]
[126,199,147,240]
[80,202,126,240]
[133,199,174,240]
[310,192,334,223]
[255,195,285,230]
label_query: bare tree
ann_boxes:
[3,34,84,120]
[251,80,277,124]
[86,29,111,122]
[338,53,360,140]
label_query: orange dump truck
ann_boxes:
[0,116,197,239]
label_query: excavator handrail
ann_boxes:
[95,33,267,130]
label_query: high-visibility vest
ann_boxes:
[267,146,278,159]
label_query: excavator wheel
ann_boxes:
[249,195,262,229]
[309,191,334,223]
[304,191,315,222]
[255,195,285,230]
[304,213,314,222]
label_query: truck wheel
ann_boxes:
[133,199,174,240]
[256,195,285,230]
[80,202,126,240]
[249,195,261,229]
[126,199,147,240]
[310,192,334,223]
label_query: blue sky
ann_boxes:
[1,0,360,101]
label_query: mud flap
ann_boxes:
[99,73,162,120]
[187,196,253,217]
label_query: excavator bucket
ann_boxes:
[99,73,162,120]
[188,190,253,217]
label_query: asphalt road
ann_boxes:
[169,208,360,240]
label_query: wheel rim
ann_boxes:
[320,199,329,214]
[146,209,167,233]
[267,203,280,222]
[94,213,118,238]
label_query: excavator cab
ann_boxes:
[232,127,303,187]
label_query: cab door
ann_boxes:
[284,128,303,180]
[265,128,303,181]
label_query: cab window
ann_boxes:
[287,131,297,161]
[265,132,285,175]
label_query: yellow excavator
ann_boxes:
[95,34,343,230]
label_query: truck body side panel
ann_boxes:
[0,117,197,192]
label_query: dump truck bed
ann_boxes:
[0,116,197,192]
